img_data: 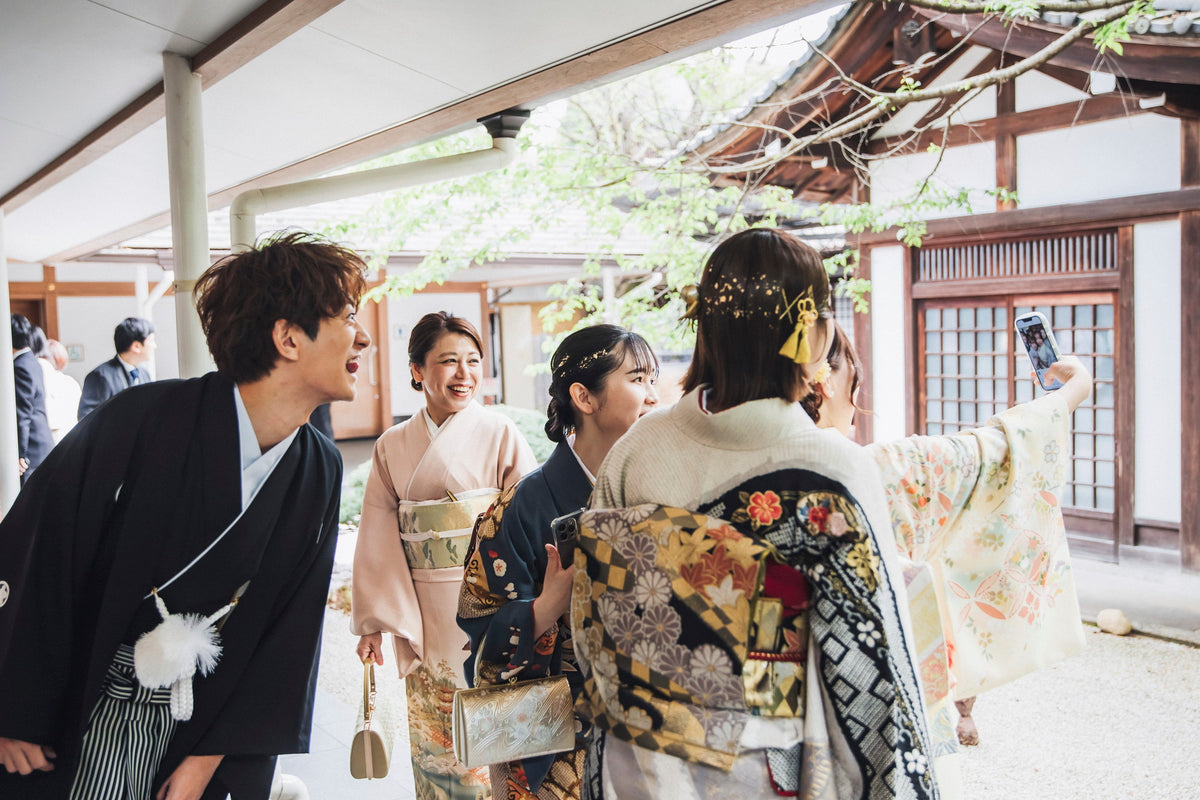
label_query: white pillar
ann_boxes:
[601,267,617,323]
[0,211,21,511]
[163,52,212,378]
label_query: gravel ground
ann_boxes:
[316,607,1200,798]
[959,626,1200,799]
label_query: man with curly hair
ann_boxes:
[0,232,370,800]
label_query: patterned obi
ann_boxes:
[572,505,808,770]
[398,489,499,570]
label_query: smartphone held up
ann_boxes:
[1015,311,1064,391]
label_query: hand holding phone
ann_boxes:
[551,508,585,569]
[1015,311,1063,390]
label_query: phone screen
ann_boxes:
[1015,313,1063,390]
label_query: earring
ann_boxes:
[411,379,422,391]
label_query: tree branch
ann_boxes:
[703,1,1134,175]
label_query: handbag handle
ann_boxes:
[362,659,376,724]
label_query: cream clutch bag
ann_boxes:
[452,674,574,768]
[350,660,394,779]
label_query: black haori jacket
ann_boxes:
[0,372,341,799]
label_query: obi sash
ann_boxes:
[573,500,937,800]
[398,489,499,570]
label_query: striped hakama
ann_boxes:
[69,644,178,800]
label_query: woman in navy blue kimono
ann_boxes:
[458,324,658,800]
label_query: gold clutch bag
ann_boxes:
[452,674,574,768]
[350,660,394,779]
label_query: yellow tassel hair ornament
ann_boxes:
[779,287,819,364]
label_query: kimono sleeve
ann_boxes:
[458,482,556,688]
[0,395,142,744]
[191,487,340,758]
[872,392,1084,695]
[497,418,537,489]
[350,437,424,676]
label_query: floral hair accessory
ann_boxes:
[778,287,819,364]
[811,359,832,386]
[680,284,701,321]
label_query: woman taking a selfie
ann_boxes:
[352,311,536,799]
[804,322,1092,754]
[459,324,659,800]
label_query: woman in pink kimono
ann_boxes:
[353,311,537,800]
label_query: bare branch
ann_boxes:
[895,0,1132,14]
[704,1,1133,176]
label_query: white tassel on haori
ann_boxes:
[133,589,235,721]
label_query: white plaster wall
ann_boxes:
[1132,220,1181,524]
[498,304,535,411]
[386,293,483,418]
[7,263,43,281]
[1014,70,1088,113]
[56,262,171,281]
[952,85,996,125]
[57,294,179,384]
[868,141,995,217]
[1017,114,1180,208]
[869,246,907,443]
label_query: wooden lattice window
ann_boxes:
[922,304,1009,434]
[917,229,1118,282]
[1014,299,1116,513]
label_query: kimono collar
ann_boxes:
[671,387,817,451]
[233,385,298,512]
[565,433,596,485]
[542,439,594,508]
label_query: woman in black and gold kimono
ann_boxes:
[458,324,658,800]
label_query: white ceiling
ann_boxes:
[1,0,822,264]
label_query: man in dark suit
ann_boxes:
[10,314,54,483]
[77,317,156,421]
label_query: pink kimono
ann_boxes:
[352,401,536,799]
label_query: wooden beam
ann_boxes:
[1183,209,1200,573]
[45,0,830,262]
[0,0,344,215]
[857,186,1200,244]
[192,0,345,88]
[994,55,1017,212]
[915,10,1200,86]
[910,272,1119,299]
[1184,118,1200,188]
[867,93,1142,156]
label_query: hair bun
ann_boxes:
[544,396,567,443]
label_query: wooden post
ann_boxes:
[1182,209,1200,573]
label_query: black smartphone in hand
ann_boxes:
[1015,311,1064,391]
[551,508,585,569]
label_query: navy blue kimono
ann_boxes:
[458,439,592,793]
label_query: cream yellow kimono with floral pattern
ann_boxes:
[871,391,1086,748]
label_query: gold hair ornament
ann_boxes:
[811,359,832,386]
[778,287,819,364]
[680,284,701,321]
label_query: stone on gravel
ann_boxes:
[1096,608,1133,635]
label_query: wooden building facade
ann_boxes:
[698,2,1200,571]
